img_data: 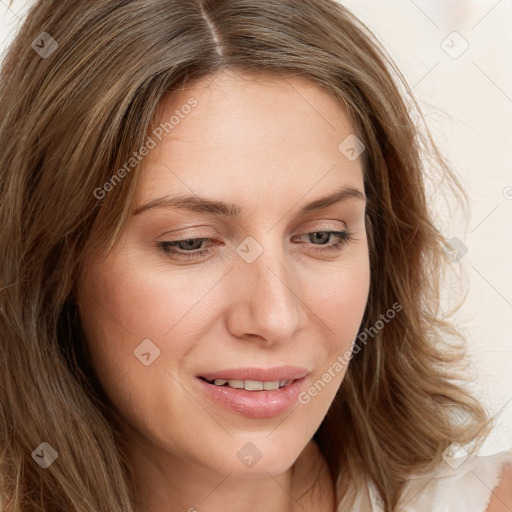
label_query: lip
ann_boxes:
[196,366,310,419]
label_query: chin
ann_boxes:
[211,432,309,478]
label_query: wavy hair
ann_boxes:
[0,0,492,510]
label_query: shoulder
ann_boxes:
[485,461,512,512]
[382,448,512,512]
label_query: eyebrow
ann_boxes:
[133,184,366,217]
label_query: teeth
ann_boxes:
[209,378,294,390]
[244,380,264,391]
[227,380,244,389]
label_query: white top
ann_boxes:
[341,449,512,511]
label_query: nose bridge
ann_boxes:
[228,235,303,342]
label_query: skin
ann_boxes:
[77,68,370,512]
[486,464,512,512]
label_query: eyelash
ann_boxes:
[156,230,354,260]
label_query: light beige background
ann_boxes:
[1,0,511,454]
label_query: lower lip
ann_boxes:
[197,377,307,419]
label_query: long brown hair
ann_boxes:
[0,1,492,510]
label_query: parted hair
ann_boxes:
[0,1,492,511]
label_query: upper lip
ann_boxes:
[198,366,310,382]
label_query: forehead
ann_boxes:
[136,69,364,209]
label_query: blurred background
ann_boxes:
[1,0,511,455]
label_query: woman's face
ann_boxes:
[78,69,370,479]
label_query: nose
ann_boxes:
[225,243,307,345]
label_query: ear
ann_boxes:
[485,463,512,512]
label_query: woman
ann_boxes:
[0,1,510,511]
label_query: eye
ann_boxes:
[156,230,354,260]
[156,238,215,260]
[290,230,354,254]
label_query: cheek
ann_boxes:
[77,249,229,386]
[293,276,369,428]
[305,251,370,343]
[302,251,370,390]
[77,255,220,450]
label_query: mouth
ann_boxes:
[197,366,309,383]
[195,366,309,419]
[198,376,295,391]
